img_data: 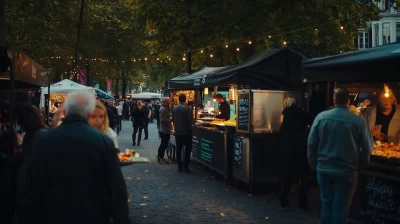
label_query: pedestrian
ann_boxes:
[172,94,193,173]
[278,97,313,212]
[132,100,146,146]
[115,101,123,134]
[308,88,373,224]
[154,100,161,131]
[143,102,151,140]
[123,100,130,120]
[88,100,119,152]
[16,91,130,224]
[158,98,172,164]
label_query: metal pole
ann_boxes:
[186,0,192,73]
[46,70,51,124]
[73,0,86,82]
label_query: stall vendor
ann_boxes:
[361,89,400,144]
[213,94,230,121]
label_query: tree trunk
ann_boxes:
[73,0,86,82]
[0,0,5,47]
[115,74,120,100]
[122,69,127,100]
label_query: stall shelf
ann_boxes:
[302,42,400,224]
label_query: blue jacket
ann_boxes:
[307,106,374,175]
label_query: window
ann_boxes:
[397,22,400,42]
[358,32,369,49]
[375,23,380,46]
[382,22,391,45]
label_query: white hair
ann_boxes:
[283,97,296,109]
[64,91,96,117]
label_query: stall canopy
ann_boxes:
[201,48,304,90]
[303,43,400,83]
[131,92,163,100]
[39,79,95,108]
[95,88,114,100]
[0,48,48,89]
[168,66,229,89]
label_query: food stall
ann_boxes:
[169,48,304,186]
[303,43,400,224]
[40,79,95,110]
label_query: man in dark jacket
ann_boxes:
[154,101,161,130]
[16,91,130,224]
[172,94,193,173]
[143,102,151,140]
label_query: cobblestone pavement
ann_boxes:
[118,120,320,224]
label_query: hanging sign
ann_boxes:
[107,80,112,94]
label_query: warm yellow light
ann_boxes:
[145,58,147,61]
[248,41,252,45]
[210,54,213,58]
[283,41,287,45]
[157,58,159,60]
[169,58,171,60]
[236,48,240,52]
[384,84,390,98]
[182,58,186,61]
[385,92,389,98]
[134,59,136,62]
[225,45,228,48]
[340,26,344,30]
[201,50,204,53]
[204,87,209,95]
[268,36,272,38]
[315,28,318,31]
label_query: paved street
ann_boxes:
[118,120,320,224]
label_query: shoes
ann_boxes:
[184,168,191,173]
[132,143,136,146]
[137,143,140,146]
[143,138,148,140]
[158,158,170,164]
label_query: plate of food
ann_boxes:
[118,149,136,166]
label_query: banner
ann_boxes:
[107,79,112,94]
[79,69,86,85]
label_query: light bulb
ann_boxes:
[225,45,228,48]
[236,48,240,52]
[210,55,213,58]
[201,50,204,53]
[248,41,252,44]
[283,41,287,45]
[268,36,272,38]
[340,26,344,30]
[183,58,186,61]
[385,92,389,98]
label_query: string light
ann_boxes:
[236,48,240,52]
[315,28,318,31]
[182,58,186,61]
[340,26,344,30]
[157,58,159,60]
[268,36,272,38]
[225,45,228,48]
[145,58,147,61]
[248,41,252,45]
[200,50,204,53]
[210,54,213,58]
[283,41,287,45]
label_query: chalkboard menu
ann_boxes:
[192,127,226,173]
[234,137,243,168]
[359,172,400,224]
[237,92,250,132]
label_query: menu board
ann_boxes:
[237,92,250,132]
[359,172,400,224]
[191,127,225,173]
[233,137,243,168]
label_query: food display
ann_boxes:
[372,142,400,159]
[210,119,236,126]
[118,149,136,162]
[171,90,195,106]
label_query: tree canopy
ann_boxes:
[4,0,393,92]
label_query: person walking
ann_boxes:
[278,97,313,211]
[143,102,152,140]
[131,101,146,146]
[16,91,130,224]
[308,88,374,224]
[172,94,193,173]
[158,98,172,164]
[115,101,123,134]
[154,100,161,131]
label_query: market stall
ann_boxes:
[39,79,95,110]
[168,48,304,186]
[130,92,162,102]
[303,42,400,224]
[95,88,114,100]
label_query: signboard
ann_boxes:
[107,79,112,94]
[234,137,243,168]
[192,127,225,173]
[359,172,400,224]
[193,74,206,87]
[237,92,250,132]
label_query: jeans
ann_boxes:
[117,115,123,134]
[317,171,358,224]
[158,132,170,159]
[175,135,192,169]
[132,125,143,145]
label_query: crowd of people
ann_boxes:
[0,91,130,224]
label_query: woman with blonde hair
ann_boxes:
[88,100,119,151]
[131,100,146,146]
[279,97,314,211]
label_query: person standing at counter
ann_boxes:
[361,90,400,143]
[213,94,230,121]
[172,94,193,173]
[308,88,374,224]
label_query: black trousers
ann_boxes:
[132,125,143,144]
[279,173,310,209]
[117,115,123,133]
[158,132,170,158]
[144,120,149,139]
[175,135,192,168]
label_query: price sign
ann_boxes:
[237,92,250,132]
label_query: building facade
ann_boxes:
[357,0,400,49]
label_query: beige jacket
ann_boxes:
[361,105,400,144]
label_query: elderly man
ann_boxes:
[157,98,172,164]
[16,91,130,224]
[308,88,373,224]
